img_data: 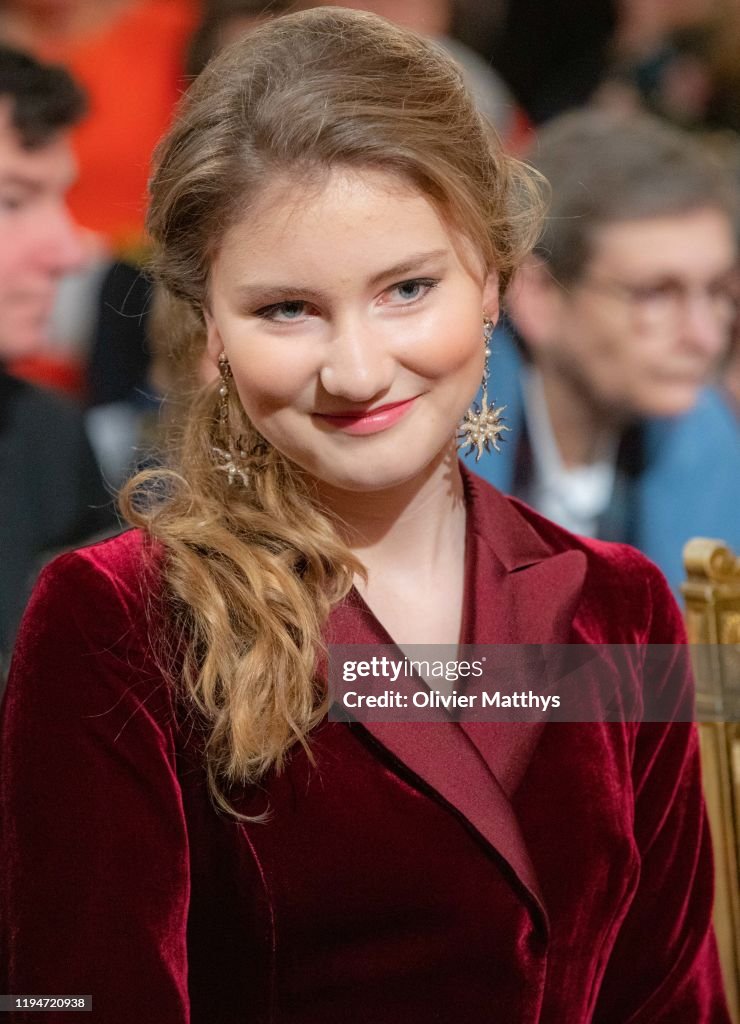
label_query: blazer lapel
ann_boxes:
[325,467,587,935]
[458,478,586,801]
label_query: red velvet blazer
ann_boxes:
[0,469,729,1022]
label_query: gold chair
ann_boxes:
[682,538,740,1020]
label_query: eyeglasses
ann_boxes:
[576,274,739,330]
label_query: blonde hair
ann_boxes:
[121,7,545,819]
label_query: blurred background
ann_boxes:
[1,0,740,668]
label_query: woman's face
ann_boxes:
[205,167,499,493]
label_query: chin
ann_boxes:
[295,449,446,494]
[639,386,703,419]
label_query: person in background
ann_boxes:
[482,0,618,125]
[0,44,113,677]
[596,0,740,133]
[0,0,199,255]
[721,293,740,416]
[469,108,740,595]
[0,0,199,459]
[286,0,521,143]
[186,0,284,77]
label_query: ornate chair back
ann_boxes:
[682,537,740,1019]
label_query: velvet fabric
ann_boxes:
[0,467,729,1022]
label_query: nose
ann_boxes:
[680,290,730,361]
[319,321,395,403]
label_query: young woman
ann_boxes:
[0,9,729,1022]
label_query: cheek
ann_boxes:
[606,328,671,393]
[403,306,485,380]
[0,227,37,271]
[566,309,632,374]
[227,341,316,415]
[0,261,24,292]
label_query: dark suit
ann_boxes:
[0,369,115,671]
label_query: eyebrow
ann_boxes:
[366,248,449,286]
[233,248,450,306]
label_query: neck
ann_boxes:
[313,443,466,581]
[537,365,623,469]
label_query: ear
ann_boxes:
[204,307,224,369]
[505,256,566,354]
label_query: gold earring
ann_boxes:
[211,352,250,486]
[458,314,509,461]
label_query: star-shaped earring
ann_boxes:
[457,313,509,461]
[458,392,510,461]
[211,440,250,486]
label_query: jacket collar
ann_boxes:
[460,465,586,644]
[326,464,586,934]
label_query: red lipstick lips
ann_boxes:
[314,396,418,435]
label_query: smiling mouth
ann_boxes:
[313,396,419,435]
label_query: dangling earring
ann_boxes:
[458,314,510,461]
[211,352,251,486]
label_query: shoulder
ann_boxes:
[516,494,683,643]
[508,487,651,568]
[5,528,179,746]
[464,467,682,642]
[4,530,182,804]
[0,371,82,423]
[41,526,156,587]
[0,373,93,457]
[644,386,739,460]
[13,529,163,660]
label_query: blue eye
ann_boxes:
[256,300,310,321]
[390,278,439,303]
